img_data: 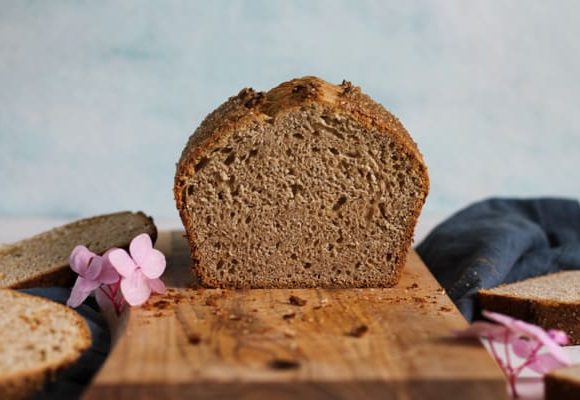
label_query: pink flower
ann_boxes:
[107,233,166,306]
[455,310,571,398]
[67,246,120,308]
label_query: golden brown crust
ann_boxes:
[0,290,91,399]
[174,76,429,287]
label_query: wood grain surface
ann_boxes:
[83,231,506,399]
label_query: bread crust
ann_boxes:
[478,290,580,344]
[1,211,158,289]
[0,290,91,399]
[175,76,429,288]
[545,366,580,400]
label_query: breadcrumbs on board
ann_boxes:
[347,324,369,338]
[187,333,201,345]
[289,295,307,306]
[283,312,296,320]
[406,283,419,290]
[268,359,300,370]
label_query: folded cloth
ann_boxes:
[19,288,110,400]
[416,198,580,321]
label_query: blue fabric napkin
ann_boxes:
[416,198,580,321]
[19,288,110,400]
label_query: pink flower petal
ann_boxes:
[98,250,121,284]
[548,329,570,346]
[129,234,153,266]
[483,310,518,329]
[95,287,110,311]
[527,352,570,374]
[108,249,137,278]
[120,271,152,306]
[66,276,99,307]
[85,256,104,281]
[148,278,166,294]
[454,321,511,342]
[483,310,571,367]
[139,249,166,279]
[512,337,536,359]
[69,245,95,275]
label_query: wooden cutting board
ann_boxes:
[83,231,506,399]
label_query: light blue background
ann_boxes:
[1,1,579,222]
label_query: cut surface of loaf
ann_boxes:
[545,365,580,400]
[0,289,91,399]
[0,211,157,289]
[175,76,429,288]
[478,271,580,344]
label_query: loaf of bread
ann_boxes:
[478,271,580,344]
[0,211,157,289]
[174,76,429,288]
[545,365,580,400]
[0,289,91,399]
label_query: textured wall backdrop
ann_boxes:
[1,1,579,223]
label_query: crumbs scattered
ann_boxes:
[187,333,201,345]
[205,294,220,307]
[268,359,301,370]
[142,290,186,311]
[153,300,171,309]
[346,324,369,338]
[228,314,241,321]
[282,312,296,320]
[406,283,419,290]
[439,306,452,312]
[289,295,307,307]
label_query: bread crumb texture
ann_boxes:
[0,290,91,399]
[175,76,429,288]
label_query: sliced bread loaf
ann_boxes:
[174,76,429,288]
[545,365,580,400]
[0,289,91,399]
[478,271,580,344]
[0,211,157,289]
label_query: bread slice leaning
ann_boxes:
[0,289,91,400]
[478,271,580,344]
[175,76,429,288]
[545,365,580,400]
[0,211,157,289]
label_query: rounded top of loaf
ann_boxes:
[175,76,428,211]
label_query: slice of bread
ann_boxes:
[0,289,91,399]
[478,271,580,344]
[545,365,580,400]
[0,211,157,289]
[174,76,429,288]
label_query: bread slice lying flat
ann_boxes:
[478,271,580,344]
[0,289,91,399]
[0,211,157,289]
[545,365,580,400]
[174,76,429,288]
